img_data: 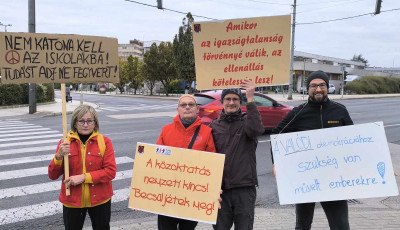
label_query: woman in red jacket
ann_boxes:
[48,104,116,230]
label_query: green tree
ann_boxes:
[351,54,368,66]
[126,55,143,94]
[157,42,176,96]
[115,58,129,94]
[173,12,195,89]
[143,43,159,96]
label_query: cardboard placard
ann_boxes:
[192,15,291,90]
[271,122,399,205]
[129,143,225,224]
[0,32,119,84]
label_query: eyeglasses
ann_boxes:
[178,103,197,108]
[223,97,240,102]
[309,83,327,89]
[77,120,95,126]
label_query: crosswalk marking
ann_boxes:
[0,156,134,181]
[0,188,130,225]
[0,154,54,166]
[0,127,51,134]
[0,125,43,131]
[0,133,62,142]
[0,123,35,128]
[0,130,59,138]
[108,111,176,120]
[0,138,60,148]
[0,145,56,156]
[0,169,133,199]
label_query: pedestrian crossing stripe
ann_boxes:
[96,104,176,112]
[0,156,133,181]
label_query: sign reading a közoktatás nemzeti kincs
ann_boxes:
[271,122,399,205]
[0,32,119,84]
[192,15,291,90]
[129,143,225,224]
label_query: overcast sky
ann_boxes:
[1,0,399,67]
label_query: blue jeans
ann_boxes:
[295,200,350,230]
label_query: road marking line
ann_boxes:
[0,125,42,131]
[0,124,36,128]
[0,188,130,225]
[259,140,271,143]
[0,156,134,181]
[0,145,56,156]
[0,130,59,138]
[0,169,133,199]
[0,134,62,142]
[104,129,158,136]
[0,121,25,125]
[0,139,60,148]
[0,127,51,134]
[385,124,400,127]
[0,154,54,166]
[108,111,176,119]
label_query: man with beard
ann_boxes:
[272,71,353,230]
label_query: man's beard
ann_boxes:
[311,93,327,103]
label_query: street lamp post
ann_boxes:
[0,23,12,32]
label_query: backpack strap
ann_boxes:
[188,126,201,149]
[97,134,106,158]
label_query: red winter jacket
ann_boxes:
[157,115,216,153]
[48,131,117,207]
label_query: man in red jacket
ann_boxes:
[156,94,216,230]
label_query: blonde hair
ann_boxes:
[70,104,99,132]
[178,94,197,105]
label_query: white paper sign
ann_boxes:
[271,122,399,205]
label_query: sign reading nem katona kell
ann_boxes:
[271,122,399,205]
[128,143,225,224]
[192,15,291,90]
[0,32,119,84]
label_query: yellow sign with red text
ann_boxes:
[0,32,119,84]
[128,143,225,224]
[192,15,291,90]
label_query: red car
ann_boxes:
[194,90,293,130]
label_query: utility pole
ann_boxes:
[288,0,296,100]
[28,0,37,114]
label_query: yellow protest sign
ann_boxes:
[128,142,225,224]
[192,15,291,90]
[0,32,119,84]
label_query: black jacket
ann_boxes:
[210,102,265,189]
[271,97,353,162]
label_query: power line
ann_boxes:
[297,7,400,25]
[124,0,218,20]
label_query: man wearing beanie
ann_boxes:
[272,71,353,230]
[210,79,265,230]
[156,94,217,230]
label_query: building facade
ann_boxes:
[118,39,144,61]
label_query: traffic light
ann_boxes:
[157,0,162,9]
[375,0,382,15]
[343,71,348,80]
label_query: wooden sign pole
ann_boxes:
[60,84,70,196]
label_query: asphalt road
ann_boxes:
[0,93,399,229]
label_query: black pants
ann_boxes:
[63,200,111,230]
[158,215,197,230]
[295,200,350,230]
[213,186,257,230]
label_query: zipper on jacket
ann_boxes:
[320,105,324,128]
[81,142,88,206]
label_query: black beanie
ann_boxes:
[307,71,329,88]
[221,88,242,103]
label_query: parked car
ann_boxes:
[328,84,336,94]
[194,90,293,130]
[299,86,308,94]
